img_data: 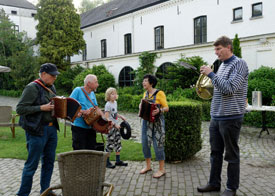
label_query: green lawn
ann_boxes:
[0,123,155,161]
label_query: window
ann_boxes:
[119,66,135,87]
[156,62,174,79]
[82,44,87,61]
[11,10,17,15]
[154,26,164,50]
[252,2,262,17]
[194,16,207,44]
[233,7,243,21]
[124,34,132,54]
[13,25,19,33]
[101,39,107,58]
[31,13,36,17]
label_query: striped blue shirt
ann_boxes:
[208,55,249,120]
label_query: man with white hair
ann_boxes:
[70,74,102,150]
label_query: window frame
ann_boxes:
[154,26,164,50]
[82,44,87,61]
[13,25,19,33]
[194,16,207,44]
[101,39,107,58]
[124,33,132,54]
[119,66,135,87]
[233,7,243,21]
[252,2,263,17]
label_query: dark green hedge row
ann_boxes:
[243,111,275,128]
[0,89,22,97]
[96,93,142,113]
[165,101,202,161]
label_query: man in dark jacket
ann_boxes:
[16,63,60,196]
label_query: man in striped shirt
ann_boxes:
[197,36,249,196]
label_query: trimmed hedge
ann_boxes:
[165,101,202,162]
[95,93,142,113]
[0,89,22,97]
[244,111,275,128]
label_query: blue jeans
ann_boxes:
[208,118,242,191]
[141,119,165,161]
[17,125,58,196]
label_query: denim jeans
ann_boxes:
[141,119,165,161]
[208,118,242,191]
[17,125,57,196]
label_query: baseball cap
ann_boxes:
[39,63,60,76]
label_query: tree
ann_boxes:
[233,33,242,58]
[78,0,114,14]
[36,0,86,70]
[79,0,103,13]
[0,9,38,90]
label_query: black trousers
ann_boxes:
[71,125,96,150]
[209,118,242,191]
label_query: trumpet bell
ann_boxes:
[195,73,213,100]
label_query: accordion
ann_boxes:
[92,116,112,134]
[51,97,81,123]
[139,99,159,122]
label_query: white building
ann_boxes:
[0,0,37,40]
[72,0,275,86]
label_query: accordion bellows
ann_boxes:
[51,97,81,123]
[139,99,159,122]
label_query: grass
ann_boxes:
[0,122,155,161]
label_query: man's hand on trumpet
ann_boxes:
[200,65,212,76]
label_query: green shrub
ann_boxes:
[117,94,142,112]
[244,111,275,128]
[201,101,211,121]
[94,92,142,112]
[55,64,84,95]
[0,89,22,97]
[159,56,206,94]
[73,65,115,93]
[247,66,275,105]
[117,86,143,96]
[165,101,202,161]
[95,93,105,108]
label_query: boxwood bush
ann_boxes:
[247,66,275,105]
[165,101,202,161]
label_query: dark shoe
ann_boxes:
[106,163,116,169]
[197,184,221,192]
[221,189,236,196]
[115,161,128,166]
[47,192,58,196]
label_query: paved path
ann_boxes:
[0,96,275,196]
